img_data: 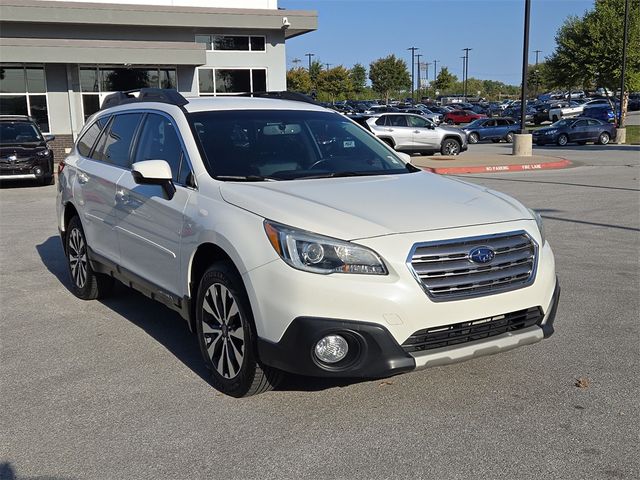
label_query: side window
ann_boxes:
[408,115,428,128]
[93,113,144,167]
[388,115,408,127]
[574,119,588,127]
[587,119,600,126]
[76,116,109,157]
[133,113,185,183]
[375,116,387,126]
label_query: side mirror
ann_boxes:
[131,160,176,200]
[44,134,56,142]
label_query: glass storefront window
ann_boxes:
[198,68,267,96]
[252,69,267,92]
[0,95,28,115]
[80,68,100,92]
[0,67,27,93]
[195,35,212,50]
[28,95,49,133]
[82,95,101,121]
[196,35,266,52]
[26,67,46,93]
[160,70,177,89]
[215,70,251,94]
[198,69,214,94]
[250,36,266,52]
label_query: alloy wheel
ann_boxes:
[201,283,245,379]
[599,132,610,145]
[468,133,479,144]
[68,228,87,289]
[443,141,460,155]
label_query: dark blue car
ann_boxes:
[532,117,617,146]
[582,105,616,124]
[462,117,520,144]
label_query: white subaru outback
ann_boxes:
[56,89,559,397]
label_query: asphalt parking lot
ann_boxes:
[1,143,639,480]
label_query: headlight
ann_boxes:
[528,208,545,245]
[36,150,50,157]
[264,220,388,275]
[545,129,557,135]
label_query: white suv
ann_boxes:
[56,89,559,397]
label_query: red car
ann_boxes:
[443,110,487,125]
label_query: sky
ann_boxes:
[280,0,595,85]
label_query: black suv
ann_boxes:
[0,116,55,185]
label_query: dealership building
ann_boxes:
[0,0,317,155]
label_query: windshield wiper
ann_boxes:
[213,175,279,182]
[298,171,378,180]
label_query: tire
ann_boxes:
[468,132,479,144]
[196,262,281,397]
[421,151,435,156]
[491,139,501,143]
[65,216,114,300]
[576,141,587,145]
[552,115,559,122]
[446,119,454,125]
[440,138,461,156]
[505,132,515,143]
[557,134,568,146]
[597,132,610,145]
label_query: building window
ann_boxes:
[194,35,266,52]
[198,68,267,96]
[0,65,50,133]
[79,66,177,121]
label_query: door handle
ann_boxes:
[413,130,421,134]
[385,128,394,132]
[78,172,89,184]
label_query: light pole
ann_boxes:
[618,0,630,127]
[415,54,423,99]
[433,60,439,84]
[305,53,314,71]
[462,48,472,101]
[533,50,542,96]
[407,47,419,102]
[519,0,531,134]
[461,56,466,98]
[325,63,332,70]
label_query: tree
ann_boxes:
[350,63,367,95]
[432,67,457,93]
[286,67,312,93]
[368,55,411,104]
[317,66,353,102]
[309,59,323,90]
[546,0,639,91]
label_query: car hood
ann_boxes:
[219,171,532,240]
[436,125,463,135]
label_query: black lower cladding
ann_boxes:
[402,278,560,353]
[257,317,416,378]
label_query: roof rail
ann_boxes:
[101,88,189,110]
[239,91,320,106]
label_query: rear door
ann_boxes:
[385,115,413,149]
[586,119,603,142]
[115,112,193,296]
[570,119,589,142]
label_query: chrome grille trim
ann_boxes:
[407,230,538,301]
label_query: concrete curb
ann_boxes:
[421,158,572,175]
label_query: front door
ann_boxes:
[408,115,439,150]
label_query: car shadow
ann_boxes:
[36,236,365,393]
[533,144,640,153]
[0,179,43,189]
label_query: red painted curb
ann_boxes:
[422,159,572,175]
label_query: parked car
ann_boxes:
[583,105,616,124]
[533,101,566,125]
[443,110,486,125]
[502,106,535,124]
[532,117,616,146]
[628,93,640,111]
[366,113,468,155]
[0,115,55,185]
[548,101,584,122]
[57,89,558,397]
[462,118,520,144]
[363,105,400,114]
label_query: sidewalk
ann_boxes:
[411,152,572,175]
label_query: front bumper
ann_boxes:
[0,157,52,180]
[257,279,560,378]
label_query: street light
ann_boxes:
[415,53,423,99]
[305,53,315,71]
[618,0,630,127]
[433,60,439,83]
[407,47,419,102]
[519,0,531,134]
[462,48,472,101]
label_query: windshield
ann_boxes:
[189,110,416,181]
[466,119,485,128]
[0,122,43,145]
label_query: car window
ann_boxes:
[76,116,109,157]
[93,113,144,167]
[408,115,429,128]
[388,116,408,127]
[133,113,184,183]
[587,119,601,126]
[574,120,588,127]
[375,116,387,126]
[485,120,497,127]
[0,121,43,144]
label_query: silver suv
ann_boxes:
[366,113,468,156]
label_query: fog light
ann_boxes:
[34,167,42,175]
[314,335,349,364]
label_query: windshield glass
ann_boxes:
[550,119,574,128]
[0,122,43,144]
[189,110,415,181]
[466,119,485,128]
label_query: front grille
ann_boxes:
[408,231,537,301]
[402,307,543,353]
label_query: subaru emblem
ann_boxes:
[8,155,18,162]
[469,246,495,264]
